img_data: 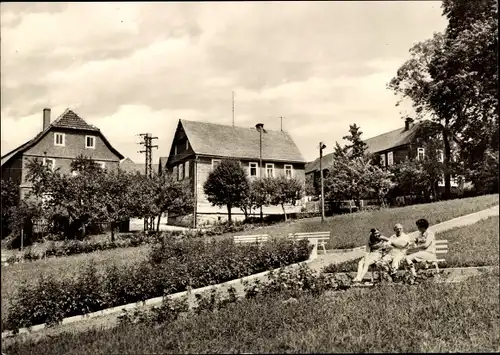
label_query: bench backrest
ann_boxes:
[288,231,330,241]
[435,239,448,255]
[234,234,269,244]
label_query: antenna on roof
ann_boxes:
[232,91,235,127]
[279,116,284,132]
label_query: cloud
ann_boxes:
[1,2,447,162]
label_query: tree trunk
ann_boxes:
[281,203,288,222]
[157,214,162,232]
[110,222,115,242]
[227,204,232,223]
[443,125,452,199]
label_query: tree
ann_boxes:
[203,159,250,223]
[343,124,368,159]
[25,156,107,239]
[100,168,134,241]
[1,179,19,238]
[388,0,498,197]
[324,156,392,209]
[151,173,194,231]
[267,176,303,222]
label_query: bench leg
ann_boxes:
[433,261,439,273]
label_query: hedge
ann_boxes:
[4,238,312,331]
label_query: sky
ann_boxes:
[1,2,448,163]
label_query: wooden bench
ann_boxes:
[233,234,269,245]
[288,231,330,256]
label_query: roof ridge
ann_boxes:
[180,118,289,134]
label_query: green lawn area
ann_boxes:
[1,194,498,325]
[441,215,499,268]
[4,271,499,354]
[324,215,499,274]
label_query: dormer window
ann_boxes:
[86,135,96,149]
[54,133,65,146]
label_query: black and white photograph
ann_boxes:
[0,1,498,353]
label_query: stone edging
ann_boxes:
[1,258,314,339]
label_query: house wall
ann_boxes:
[168,157,306,203]
[1,154,23,185]
[25,130,121,163]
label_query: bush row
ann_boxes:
[5,238,313,331]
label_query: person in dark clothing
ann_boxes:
[353,228,390,283]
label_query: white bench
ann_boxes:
[288,231,330,259]
[419,239,448,272]
[233,234,269,245]
[369,239,449,282]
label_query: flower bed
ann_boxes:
[4,238,312,332]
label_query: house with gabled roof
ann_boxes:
[158,119,307,225]
[306,117,461,197]
[1,108,124,199]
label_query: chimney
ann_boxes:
[255,123,264,132]
[43,108,51,130]
[404,117,413,131]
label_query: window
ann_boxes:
[185,140,189,150]
[417,147,425,161]
[437,149,444,163]
[173,166,178,179]
[43,158,55,171]
[185,161,190,178]
[265,163,274,178]
[387,152,394,166]
[85,135,96,149]
[380,154,386,167]
[212,159,221,170]
[451,174,459,187]
[174,145,177,155]
[97,162,106,170]
[284,164,293,179]
[249,162,258,177]
[54,133,65,146]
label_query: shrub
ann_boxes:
[5,238,313,331]
[118,296,189,326]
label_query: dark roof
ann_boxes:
[169,119,305,164]
[51,109,100,131]
[119,158,159,175]
[1,109,124,167]
[305,121,426,174]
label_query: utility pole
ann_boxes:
[319,142,327,222]
[279,116,283,132]
[138,133,158,232]
[257,123,264,221]
[232,91,235,127]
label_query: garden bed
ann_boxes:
[4,268,498,353]
[2,238,312,332]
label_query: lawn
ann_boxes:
[439,215,499,268]
[1,194,497,325]
[4,271,499,353]
[323,215,499,274]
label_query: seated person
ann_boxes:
[406,218,436,277]
[353,228,390,283]
[380,223,412,276]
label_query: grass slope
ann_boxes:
[1,194,498,324]
[4,271,499,354]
